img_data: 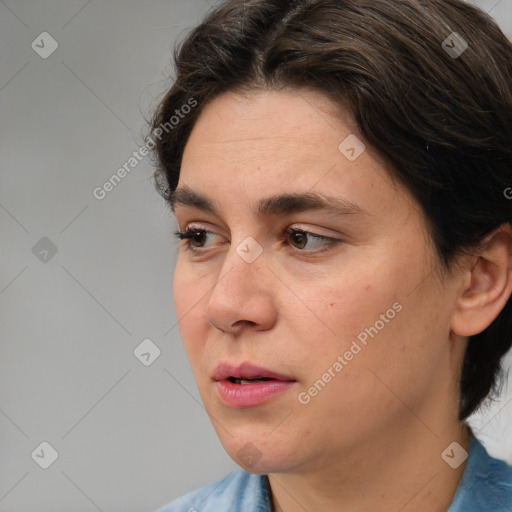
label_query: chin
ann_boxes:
[220,434,304,475]
[232,452,298,475]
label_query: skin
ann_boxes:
[171,88,512,512]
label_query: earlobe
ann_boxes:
[451,224,512,337]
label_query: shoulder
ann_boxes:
[449,434,512,512]
[154,469,272,512]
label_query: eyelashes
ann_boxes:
[174,227,217,248]
[173,226,342,255]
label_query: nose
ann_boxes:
[204,241,277,335]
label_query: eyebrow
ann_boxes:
[170,185,370,218]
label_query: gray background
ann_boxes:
[0,0,511,510]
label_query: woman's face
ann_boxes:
[172,88,466,474]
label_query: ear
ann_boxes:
[451,223,512,337]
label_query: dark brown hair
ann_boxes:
[148,0,512,421]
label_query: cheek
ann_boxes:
[298,263,403,345]
[296,253,438,385]
[316,281,448,419]
[173,260,210,357]
[173,257,211,317]
[173,263,191,321]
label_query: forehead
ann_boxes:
[178,88,412,223]
[183,88,351,158]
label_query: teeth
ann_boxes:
[232,377,273,385]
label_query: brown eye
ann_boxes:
[289,230,308,249]
[174,228,218,251]
[189,230,208,247]
[285,228,340,253]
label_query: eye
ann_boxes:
[174,227,222,250]
[283,227,340,253]
[173,226,341,255]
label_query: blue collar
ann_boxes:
[447,433,512,511]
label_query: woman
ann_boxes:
[149,0,512,510]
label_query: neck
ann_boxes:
[268,419,471,512]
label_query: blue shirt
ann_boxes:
[155,435,512,512]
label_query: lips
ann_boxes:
[213,362,297,407]
[212,362,296,383]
